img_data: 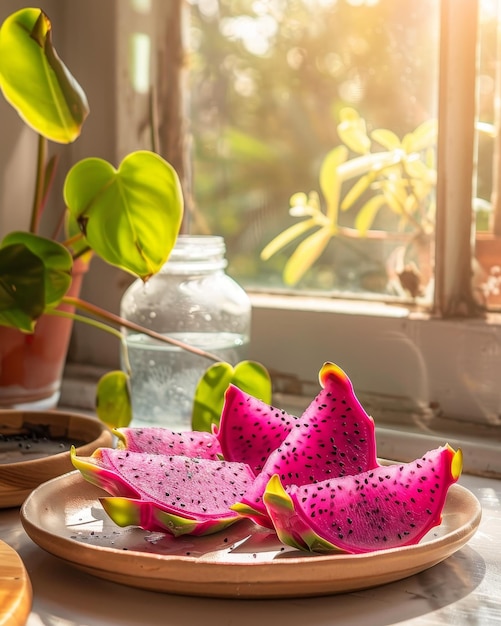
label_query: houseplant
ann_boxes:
[262,107,500,307]
[0,7,183,421]
[261,107,437,298]
[0,7,271,431]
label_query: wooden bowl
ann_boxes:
[0,409,113,508]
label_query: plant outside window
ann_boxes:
[188,0,501,312]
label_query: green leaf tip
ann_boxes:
[0,8,89,143]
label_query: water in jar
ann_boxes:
[125,330,249,430]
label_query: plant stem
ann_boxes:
[48,307,132,372]
[30,134,48,233]
[149,85,160,155]
[61,295,223,363]
[48,307,124,341]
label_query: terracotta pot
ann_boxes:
[0,409,113,508]
[0,258,88,408]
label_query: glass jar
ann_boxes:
[120,235,251,430]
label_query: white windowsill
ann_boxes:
[248,292,501,427]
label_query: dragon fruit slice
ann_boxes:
[232,361,379,527]
[262,445,463,554]
[215,383,298,474]
[71,447,255,537]
[114,426,222,460]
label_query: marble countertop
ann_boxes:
[1,471,500,626]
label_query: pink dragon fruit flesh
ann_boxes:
[262,444,463,554]
[71,447,255,537]
[215,383,298,474]
[114,426,222,460]
[232,362,379,527]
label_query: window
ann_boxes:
[189,0,501,316]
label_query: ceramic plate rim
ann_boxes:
[20,471,482,599]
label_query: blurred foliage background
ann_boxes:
[188,0,495,297]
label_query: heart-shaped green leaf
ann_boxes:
[1,231,73,307]
[64,151,184,280]
[191,360,272,432]
[0,244,44,331]
[0,232,72,331]
[0,8,89,143]
[95,370,133,428]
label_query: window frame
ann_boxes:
[434,0,479,317]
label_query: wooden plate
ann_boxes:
[0,540,32,626]
[20,471,482,599]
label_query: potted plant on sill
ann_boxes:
[0,8,270,439]
[261,107,437,299]
[0,7,184,418]
[262,107,501,309]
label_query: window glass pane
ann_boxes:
[189,0,440,303]
[475,0,501,310]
